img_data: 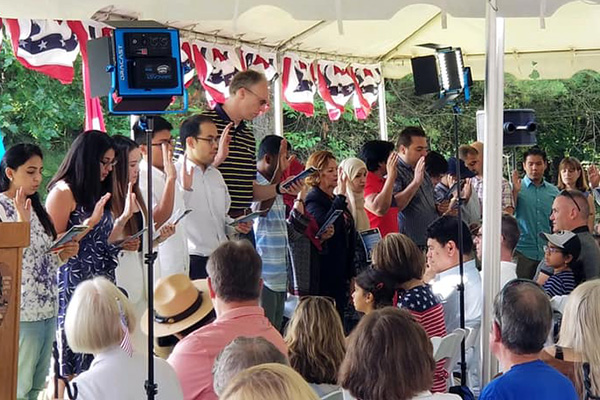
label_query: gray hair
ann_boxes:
[212,336,289,396]
[493,280,552,355]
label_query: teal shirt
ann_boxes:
[515,176,559,260]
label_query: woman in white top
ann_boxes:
[339,307,460,400]
[0,143,79,400]
[64,276,183,399]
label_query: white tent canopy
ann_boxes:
[1,0,600,79]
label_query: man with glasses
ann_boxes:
[511,146,559,279]
[134,116,189,279]
[176,114,253,279]
[175,70,288,247]
[534,189,600,284]
[480,279,577,400]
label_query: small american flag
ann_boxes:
[117,299,133,357]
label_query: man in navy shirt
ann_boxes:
[480,279,577,400]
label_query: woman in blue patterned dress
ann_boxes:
[0,144,79,400]
[46,131,138,377]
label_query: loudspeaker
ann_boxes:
[476,109,537,146]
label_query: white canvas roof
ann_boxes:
[1,0,599,79]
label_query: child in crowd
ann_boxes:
[539,231,583,297]
[352,269,396,314]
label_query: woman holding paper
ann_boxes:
[46,131,136,377]
[110,135,175,352]
[305,150,356,323]
[0,143,79,400]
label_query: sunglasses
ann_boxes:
[560,190,581,212]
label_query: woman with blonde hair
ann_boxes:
[557,156,595,231]
[64,277,183,399]
[542,279,600,398]
[284,296,346,398]
[305,151,356,319]
[339,308,459,400]
[220,363,319,400]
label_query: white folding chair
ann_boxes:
[431,328,467,389]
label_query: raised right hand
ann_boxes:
[588,164,600,189]
[181,154,194,191]
[162,142,176,182]
[511,170,522,193]
[413,156,426,185]
[386,151,399,181]
[89,193,111,227]
[14,186,31,222]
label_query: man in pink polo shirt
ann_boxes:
[167,240,287,400]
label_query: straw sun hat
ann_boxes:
[141,274,214,338]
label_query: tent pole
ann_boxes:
[274,53,284,137]
[482,0,505,386]
[378,77,388,141]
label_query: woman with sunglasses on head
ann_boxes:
[46,131,137,378]
[557,157,595,232]
[284,296,346,399]
[542,280,600,398]
[0,143,79,400]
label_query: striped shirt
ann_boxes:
[399,284,448,393]
[543,270,576,297]
[175,104,256,213]
[254,172,289,292]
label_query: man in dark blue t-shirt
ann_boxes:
[480,279,577,400]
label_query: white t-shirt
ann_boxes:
[500,261,518,288]
[68,347,183,399]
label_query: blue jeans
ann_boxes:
[17,317,56,400]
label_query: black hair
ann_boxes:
[426,215,474,254]
[425,151,448,178]
[48,130,114,212]
[396,126,426,149]
[0,143,57,239]
[258,135,284,160]
[111,135,147,236]
[355,269,396,309]
[523,146,547,163]
[179,114,215,151]
[358,140,395,172]
[132,116,173,145]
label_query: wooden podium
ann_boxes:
[0,222,30,400]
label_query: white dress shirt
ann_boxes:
[139,159,189,278]
[175,158,233,256]
[68,346,183,399]
[500,261,518,288]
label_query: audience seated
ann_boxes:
[284,296,346,399]
[220,363,319,400]
[427,216,482,390]
[64,277,183,399]
[339,307,460,400]
[372,233,448,392]
[352,269,396,314]
[473,214,519,287]
[141,274,215,359]
[479,279,577,400]
[541,279,600,398]
[212,336,288,397]
[167,239,287,400]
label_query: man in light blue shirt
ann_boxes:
[254,135,302,330]
[512,147,559,279]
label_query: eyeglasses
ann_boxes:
[100,159,118,168]
[559,190,581,212]
[195,136,219,146]
[299,295,336,307]
[543,245,563,254]
[243,87,269,108]
[151,138,176,147]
